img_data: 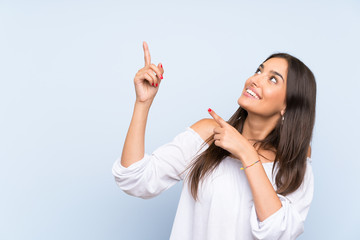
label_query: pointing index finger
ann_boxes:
[208,108,227,127]
[143,41,151,66]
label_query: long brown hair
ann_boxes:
[184,53,317,201]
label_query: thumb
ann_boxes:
[208,108,227,127]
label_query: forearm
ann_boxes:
[242,152,282,222]
[121,100,152,168]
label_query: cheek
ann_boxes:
[264,89,286,106]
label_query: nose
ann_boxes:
[250,74,263,87]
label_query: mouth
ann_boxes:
[244,87,261,99]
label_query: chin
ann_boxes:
[237,97,241,106]
[238,96,261,115]
[237,95,249,109]
[237,101,248,112]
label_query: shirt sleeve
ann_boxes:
[250,158,314,240]
[112,127,208,199]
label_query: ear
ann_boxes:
[280,107,286,116]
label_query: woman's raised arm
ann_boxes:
[121,41,164,168]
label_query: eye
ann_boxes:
[270,77,277,84]
[254,68,261,75]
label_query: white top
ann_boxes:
[112,127,314,240]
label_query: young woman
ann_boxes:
[112,41,316,240]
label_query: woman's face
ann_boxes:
[238,57,288,118]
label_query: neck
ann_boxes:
[242,113,280,142]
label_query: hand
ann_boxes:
[134,41,164,103]
[208,108,257,162]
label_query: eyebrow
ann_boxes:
[259,64,284,82]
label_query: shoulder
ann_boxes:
[190,118,220,142]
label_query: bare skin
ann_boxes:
[190,58,311,221]
[122,42,311,222]
[190,115,311,222]
[191,118,311,163]
[121,41,164,168]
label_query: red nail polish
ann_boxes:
[152,83,154,86]
[160,64,163,68]
[156,83,158,87]
[208,108,212,112]
[160,75,163,79]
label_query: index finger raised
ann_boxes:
[208,108,227,127]
[143,41,151,66]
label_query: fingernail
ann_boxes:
[152,83,154,86]
[156,83,158,87]
[160,75,163,79]
[208,108,212,112]
[160,64,163,68]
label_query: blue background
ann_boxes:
[1,0,359,239]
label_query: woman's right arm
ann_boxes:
[121,41,164,168]
[114,42,214,199]
[113,43,210,198]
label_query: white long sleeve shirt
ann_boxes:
[112,127,314,240]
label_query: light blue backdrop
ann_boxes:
[1,0,359,239]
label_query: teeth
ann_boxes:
[246,89,259,99]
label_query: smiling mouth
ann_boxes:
[245,88,260,99]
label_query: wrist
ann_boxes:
[239,150,260,166]
[135,99,153,108]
